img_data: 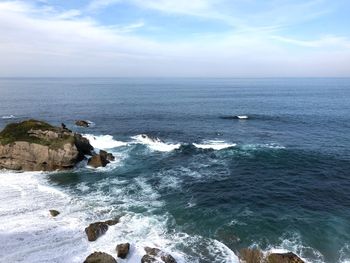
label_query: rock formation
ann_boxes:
[75,120,90,127]
[141,247,177,263]
[88,150,115,168]
[84,252,117,263]
[116,243,130,259]
[238,248,304,263]
[85,219,119,241]
[0,119,93,171]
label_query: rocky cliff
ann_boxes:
[0,119,93,171]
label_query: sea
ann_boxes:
[0,78,349,263]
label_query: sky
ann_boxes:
[0,0,349,77]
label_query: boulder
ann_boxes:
[85,222,109,241]
[88,150,114,168]
[143,247,177,263]
[85,219,119,241]
[75,120,90,127]
[84,252,117,263]
[266,252,304,263]
[0,120,94,171]
[116,243,130,259]
[49,210,60,217]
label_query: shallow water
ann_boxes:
[0,78,350,262]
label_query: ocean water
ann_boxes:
[0,78,350,263]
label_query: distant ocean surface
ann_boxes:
[0,78,350,263]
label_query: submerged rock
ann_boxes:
[75,120,90,127]
[116,243,130,259]
[49,210,60,217]
[85,222,109,241]
[266,252,304,263]
[84,252,117,263]
[0,119,94,171]
[142,247,177,263]
[105,219,119,226]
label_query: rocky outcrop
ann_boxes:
[267,252,304,263]
[142,247,177,263]
[116,243,130,259]
[85,219,119,241]
[238,248,304,263]
[84,252,117,263]
[49,210,60,217]
[75,120,90,127]
[0,120,94,171]
[85,222,109,241]
[88,150,115,168]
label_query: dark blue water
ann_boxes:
[1,78,350,262]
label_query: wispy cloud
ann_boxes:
[0,1,349,77]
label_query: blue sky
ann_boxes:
[0,0,349,77]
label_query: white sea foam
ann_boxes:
[83,134,128,149]
[241,143,286,150]
[131,134,181,152]
[1,114,16,119]
[237,115,248,119]
[193,140,237,150]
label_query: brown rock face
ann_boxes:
[267,252,304,263]
[0,120,94,171]
[84,252,117,263]
[49,210,60,217]
[85,222,109,241]
[75,120,90,127]
[85,219,119,241]
[88,150,114,168]
[116,243,130,259]
[239,248,264,263]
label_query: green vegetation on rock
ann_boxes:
[0,119,73,148]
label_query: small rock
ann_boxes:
[85,222,109,241]
[75,120,90,127]
[88,154,109,168]
[144,247,161,256]
[116,243,130,259]
[141,255,160,263]
[49,210,60,217]
[143,247,177,263]
[267,252,304,263]
[84,252,117,263]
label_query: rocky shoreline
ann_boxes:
[1,119,305,263]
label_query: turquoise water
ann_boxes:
[0,78,350,262]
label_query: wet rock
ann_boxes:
[143,247,177,263]
[239,248,264,263]
[144,247,161,256]
[116,243,130,259]
[88,153,109,168]
[85,222,109,241]
[84,252,117,263]
[75,120,90,127]
[141,255,161,263]
[49,210,60,217]
[105,219,119,226]
[266,252,304,263]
